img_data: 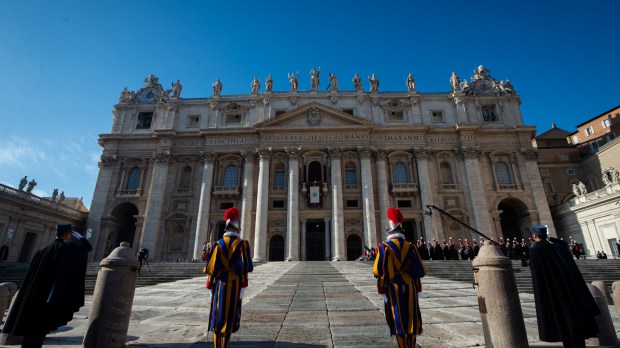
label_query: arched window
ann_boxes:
[223,165,238,186]
[495,161,513,185]
[344,162,357,185]
[126,167,141,190]
[308,161,322,182]
[440,162,454,184]
[393,162,409,183]
[179,166,192,188]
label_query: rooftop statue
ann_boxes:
[265,74,273,93]
[212,79,223,96]
[251,76,260,94]
[368,73,379,93]
[352,74,363,92]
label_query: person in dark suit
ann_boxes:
[1,224,91,347]
[529,225,599,348]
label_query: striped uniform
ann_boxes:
[205,233,253,343]
[373,235,426,343]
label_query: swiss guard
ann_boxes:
[373,208,426,348]
[204,207,253,348]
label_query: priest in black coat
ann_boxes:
[529,225,599,348]
[1,224,92,347]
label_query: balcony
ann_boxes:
[213,185,240,198]
[116,189,141,198]
[174,188,194,196]
[344,184,360,191]
[440,184,460,191]
[497,184,521,192]
[390,183,418,196]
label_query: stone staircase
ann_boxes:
[1,259,618,295]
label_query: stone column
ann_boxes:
[88,153,118,261]
[300,219,307,261]
[240,151,256,241]
[192,152,215,260]
[414,147,435,241]
[253,148,271,261]
[472,244,528,347]
[324,217,331,261]
[519,148,556,236]
[374,149,389,236]
[139,151,171,257]
[285,147,301,261]
[359,147,377,248]
[329,147,345,260]
[456,146,494,235]
[83,242,140,348]
[415,219,423,240]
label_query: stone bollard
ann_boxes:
[472,244,528,348]
[0,289,22,345]
[613,281,620,320]
[592,280,613,305]
[0,282,17,310]
[82,242,139,348]
[586,284,618,347]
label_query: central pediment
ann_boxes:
[255,102,374,130]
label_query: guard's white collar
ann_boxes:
[387,233,405,240]
[224,231,240,238]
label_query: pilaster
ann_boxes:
[240,151,256,241]
[285,147,301,261]
[455,146,494,235]
[374,149,389,236]
[140,151,171,257]
[358,147,377,248]
[329,147,344,260]
[253,147,271,261]
[193,152,216,259]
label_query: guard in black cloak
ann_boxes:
[529,225,599,348]
[434,240,444,260]
[1,224,92,347]
[441,240,449,260]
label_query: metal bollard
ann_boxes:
[586,284,618,347]
[82,242,139,348]
[472,244,529,348]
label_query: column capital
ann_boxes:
[98,154,117,168]
[455,146,481,160]
[285,146,302,158]
[328,147,343,159]
[199,151,216,164]
[520,148,539,161]
[257,147,272,160]
[374,148,387,160]
[153,151,171,163]
[241,151,257,161]
[413,147,432,159]
[357,146,374,159]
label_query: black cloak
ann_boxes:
[529,238,599,343]
[2,237,92,338]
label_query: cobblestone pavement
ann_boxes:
[3,261,618,347]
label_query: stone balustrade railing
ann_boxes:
[0,183,87,219]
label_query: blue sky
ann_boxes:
[1,1,618,209]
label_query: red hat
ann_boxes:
[224,207,240,231]
[385,208,404,233]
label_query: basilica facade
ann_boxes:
[87,66,554,262]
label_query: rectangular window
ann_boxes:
[545,182,554,194]
[345,200,359,208]
[397,200,412,208]
[566,169,576,176]
[275,110,286,117]
[273,171,285,187]
[572,135,579,144]
[344,169,357,185]
[387,110,404,121]
[225,113,242,124]
[585,126,594,136]
[589,140,600,152]
[272,200,285,209]
[343,109,354,115]
[431,110,444,123]
[606,133,616,141]
[219,202,234,210]
[482,106,499,122]
[560,154,569,161]
[136,112,153,129]
[602,119,611,128]
[187,115,200,128]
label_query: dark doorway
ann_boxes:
[402,220,416,242]
[269,235,285,261]
[215,222,226,240]
[308,161,322,182]
[18,232,37,262]
[498,198,530,241]
[306,220,325,261]
[111,203,139,247]
[346,234,362,261]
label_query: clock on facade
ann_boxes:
[475,80,494,95]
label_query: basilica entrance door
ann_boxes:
[306,220,325,261]
[346,234,362,260]
[269,235,285,261]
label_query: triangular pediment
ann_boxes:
[255,102,374,129]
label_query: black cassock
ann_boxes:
[2,237,92,338]
[529,238,599,343]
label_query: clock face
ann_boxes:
[476,80,494,95]
[138,89,157,103]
